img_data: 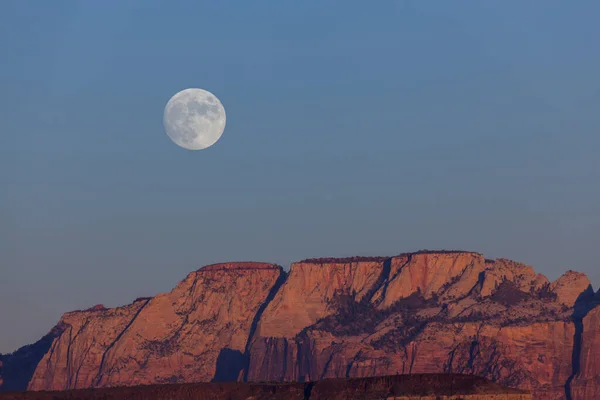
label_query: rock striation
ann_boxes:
[1,251,598,399]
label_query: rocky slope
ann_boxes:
[1,251,598,399]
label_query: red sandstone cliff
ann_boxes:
[27,262,284,390]
[571,300,600,399]
[256,257,389,338]
[1,251,598,400]
[246,252,593,399]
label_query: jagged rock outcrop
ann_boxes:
[479,258,548,298]
[373,252,485,307]
[2,251,599,400]
[550,271,593,308]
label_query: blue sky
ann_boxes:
[1,1,599,353]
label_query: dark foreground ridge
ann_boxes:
[0,374,530,400]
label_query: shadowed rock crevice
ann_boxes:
[364,257,391,305]
[565,318,583,400]
[94,298,151,386]
[303,380,315,399]
[212,349,246,382]
[65,319,91,389]
[281,337,289,381]
[565,286,596,400]
[345,350,361,378]
[377,255,411,304]
[242,267,288,382]
[319,350,336,380]
[296,335,313,382]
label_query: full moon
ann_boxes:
[163,88,226,150]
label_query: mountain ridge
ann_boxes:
[0,250,598,399]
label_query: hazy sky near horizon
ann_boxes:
[1,1,600,353]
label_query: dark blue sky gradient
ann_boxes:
[1,1,599,352]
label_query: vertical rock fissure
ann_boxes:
[94,298,151,387]
[64,326,74,390]
[365,258,392,304]
[445,345,460,374]
[468,340,480,373]
[319,349,336,380]
[345,350,362,378]
[281,337,289,381]
[73,340,94,389]
[242,267,288,382]
[43,336,60,372]
[66,319,90,389]
[565,288,597,400]
[378,255,412,304]
[408,346,417,374]
[301,338,313,382]
[565,317,583,400]
[169,276,201,346]
[303,380,315,400]
[295,339,302,382]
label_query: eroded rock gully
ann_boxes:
[1,252,598,399]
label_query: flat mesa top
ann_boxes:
[197,262,280,272]
[297,256,391,264]
[298,251,483,265]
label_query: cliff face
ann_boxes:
[572,302,600,400]
[256,257,389,338]
[373,252,485,307]
[27,262,284,390]
[246,252,588,399]
[27,300,150,390]
[3,251,599,400]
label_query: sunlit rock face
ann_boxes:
[3,251,598,399]
[27,262,284,390]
